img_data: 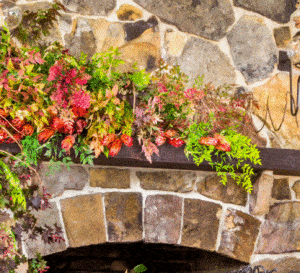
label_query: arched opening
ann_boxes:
[43,242,247,273]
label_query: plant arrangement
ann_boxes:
[0,2,261,272]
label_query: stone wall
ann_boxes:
[3,0,300,149]
[9,164,300,272]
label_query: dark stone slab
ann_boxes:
[124,16,158,42]
[23,201,67,259]
[133,0,235,41]
[38,163,88,197]
[104,192,143,242]
[62,0,116,16]
[233,0,297,24]
[60,194,106,248]
[136,170,197,193]
[255,202,300,254]
[173,36,236,87]
[197,175,247,206]
[144,195,183,244]
[90,168,130,189]
[227,15,277,84]
[181,199,222,251]
[218,208,261,263]
[272,178,291,200]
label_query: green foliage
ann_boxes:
[132,264,147,273]
[185,123,261,192]
[28,252,49,273]
[86,47,125,93]
[0,159,26,210]
[74,135,95,166]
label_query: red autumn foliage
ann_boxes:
[155,134,166,146]
[72,105,88,117]
[38,128,55,143]
[164,129,177,138]
[21,124,34,136]
[102,134,116,147]
[50,116,64,132]
[75,119,87,134]
[109,139,122,156]
[0,108,8,118]
[167,138,185,148]
[215,143,231,152]
[6,133,23,144]
[61,135,75,152]
[11,118,25,131]
[0,129,8,144]
[199,137,218,146]
[121,134,133,147]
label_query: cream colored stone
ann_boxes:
[164,30,187,57]
[252,73,300,149]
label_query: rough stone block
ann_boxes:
[249,171,274,216]
[136,170,196,193]
[23,201,67,259]
[144,195,183,244]
[174,36,236,87]
[218,208,261,263]
[292,180,300,199]
[181,199,222,251]
[133,0,235,41]
[255,202,300,254]
[90,168,130,189]
[233,0,297,24]
[62,0,116,16]
[227,15,277,84]
[38,163,88,197]
[272,178,291,200]
[251,257,300,273]
[274,26,291,48]
[60,194,106,248]
[104,192,142,242]
[196,175,247,206]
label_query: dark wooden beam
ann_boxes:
[1,138,300,175]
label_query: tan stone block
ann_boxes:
[117,4,143,21]
[252,73,300,149]
[136,170,196,193]
[292,180,300,199]
[164,30,187,57]
[90,168,130,188]
[249,171,274,216]
[105,192,142,242]
[60,194,106,248]
[218,208,261,263]
[87,18,125,53]
[181,199,222,251]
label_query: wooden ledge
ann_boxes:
[1,138,300,176]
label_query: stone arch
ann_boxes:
[23,164,263,265]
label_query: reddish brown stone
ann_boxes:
[197,175,247,206]
[255,202,300,254]
[136,170,196,193]
[104,192,142,242]
[218,208,261,263]
[60,194,106,248]
[251,257,300,273]
[144,195,183,244]
[90,168,130,189]
[181,199,222,251]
